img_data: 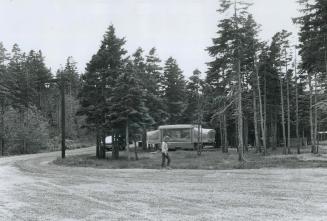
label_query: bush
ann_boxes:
[4,106,50,154]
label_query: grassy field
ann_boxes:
[54,145,327,170]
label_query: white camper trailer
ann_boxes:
[147,124,215,150]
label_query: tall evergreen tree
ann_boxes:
[269,30,293,154]
[108,60,153,160]
[184,69,203,124]
[294,0,327,153]
[24,50,52,111]
[206,0,258,160]
[78,25,127,159]
[55,58,82,139]
[145,48,168,127]
[162,57,187,124]
[0,42,9,155]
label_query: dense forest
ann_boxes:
[0,0,326,162]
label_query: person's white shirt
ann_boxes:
[161,141,168,154]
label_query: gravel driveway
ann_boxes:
[0,147,327,221]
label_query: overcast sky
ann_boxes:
[0,0,300,77]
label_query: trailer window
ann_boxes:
[162,128,190,142]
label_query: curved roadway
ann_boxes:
[0,147,327,220]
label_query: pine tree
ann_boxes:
[206,0,258,160]
[61,56,80,97]
[108,60,152,160]
[24,50,52,110]
[184,69,203,124]
[130,48,154,149]
[269,30,292,154]
[0,42,9,155]
[294,0,327,153]
[56,57,81,139]
[145,48,167,127]
[162,57,187,124]
[78,25,127,159]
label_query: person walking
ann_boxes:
[161,136,171,169]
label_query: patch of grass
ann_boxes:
[54,146,327,170]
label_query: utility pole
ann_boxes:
[197,80,202,156]
[45,75,66,159]
[60,76,66,159]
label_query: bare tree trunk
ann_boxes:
[295,68,302,154]
[285,50,291,154]
[220,117,224,151]
[114,131,121,159]
[255,63,266,155]
[112,132,118,159]
[325,35,327,83]
[253,89,260,152]
[237,59,244,161]
[244,119,248,151]
[57,96,61,132]
[279,76,287,154]
[23,139,26,154]
[96,128,100,159]
[20,109,26,154]
[142,127,147,150]
[0,101,4,156]
[126,119,130,161]
[286,71,291,154]
[314,73,318,153]
[223,113,228,153]
[308,72,315,153]
[101,133,106,159]
[1,138,4,156]
[264,77,267,151]
[134,139,139,160]
[272,114,277,150]
[294,49,300,154]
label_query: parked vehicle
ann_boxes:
[104,136,126,151]
[147,124,215,150]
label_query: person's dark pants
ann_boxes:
[161,153,171,167]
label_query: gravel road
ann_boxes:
[0,147,327,221]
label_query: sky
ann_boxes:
[0,0,301,77]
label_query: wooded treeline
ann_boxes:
[205,0,327,160]
[77,25,203,159]
[0,44,86,155]
[1,0,326,161]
